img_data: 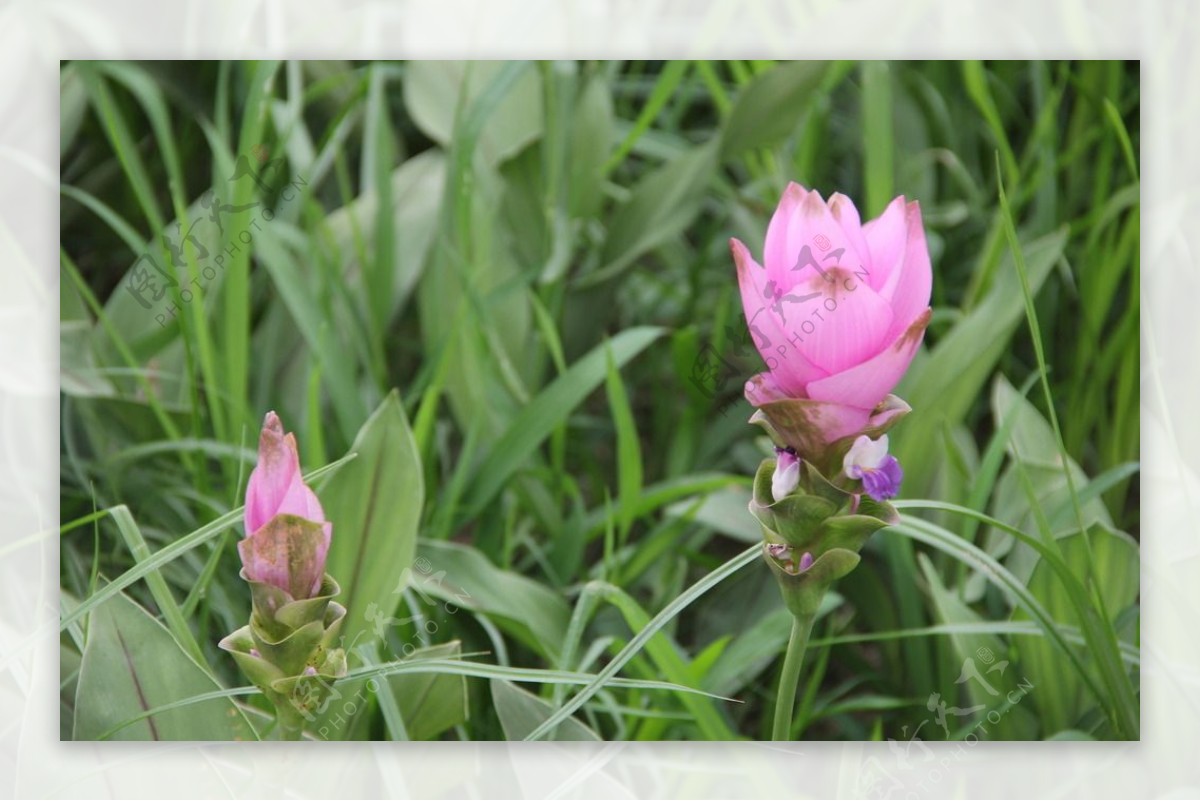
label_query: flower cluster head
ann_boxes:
[221,412,347,736]
[734,184,931,616]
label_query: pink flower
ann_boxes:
[732,184,932,465]
[237,412,332,599]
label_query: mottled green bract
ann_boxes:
[59,59,1139,741]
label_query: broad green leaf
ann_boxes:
[322,391,425,652]
[417,158,532,444]
[894,227,1067,497]
[324,147,444,327]
[719,61,827,158]
[918,554,1036,739]
[415,539,571,661]
[585,143,717,287]
[491,679,600,741]
[73,591,255,741]
[403,61,543,168]
[569,74,614,219]
[664,486,759,544]
[1010,523,1139,734]
[985,375,1114,580]
[389,641,468,741]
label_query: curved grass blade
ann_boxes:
[525,544,760,741]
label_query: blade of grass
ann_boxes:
[108,506,206,668]
[525,544,759,741]
[460,326,663,518]
[601,61,690,176]
[996,157,1137,737]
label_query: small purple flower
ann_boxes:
[843,434,903,501]
[797,551,814,571]
[772,446,801,502]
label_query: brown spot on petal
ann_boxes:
[892,307,932,351]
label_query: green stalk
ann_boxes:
[275,701,306,741]
[772,611,815,741]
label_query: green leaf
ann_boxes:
[986,375,1114,579]
[704,593,842,698]
[107,505,205,667]
[605,345,643,539]
[461,326,664,517]
[895,227,1067,497]
[526,545,760,741]
[719,61,826,158]
[585,144,717,287]
[665,486,759,544]
[415,539,571,661]
[569,74,615,219]
[403,61,543,168]
[860,61,894,218]
[58,453,358,636]
[584,582,736,740]
[73,591,255,741]
[389,641,469,740]
[491,679,600,741]
[602,60,690,175]
[1011,523,1139,734]
[321,391,425,651]
[363,64,398,339]
[918,553,1037,739]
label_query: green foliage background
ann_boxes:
[59,60,1139,741]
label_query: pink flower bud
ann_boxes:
[237,412,331,599]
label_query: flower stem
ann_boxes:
[275,700,306,741]
[772,611,815,741]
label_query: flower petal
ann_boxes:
[861,455,903,501]
[763,182,808,277]
[878,200,933,342]
[861,195,908,293]
[804,308,931,410]
[843,434,890,477]
[785,267,894,375]
[771,448,801,502]
[245,412,302,535]
[786,189,871,285]
[733,238,829,394]
[827,192,872,274]
[237,514,331,600]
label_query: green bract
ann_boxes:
[219,573,348,733]
[750,456,897,618]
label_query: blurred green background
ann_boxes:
[60,60,1139,741]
